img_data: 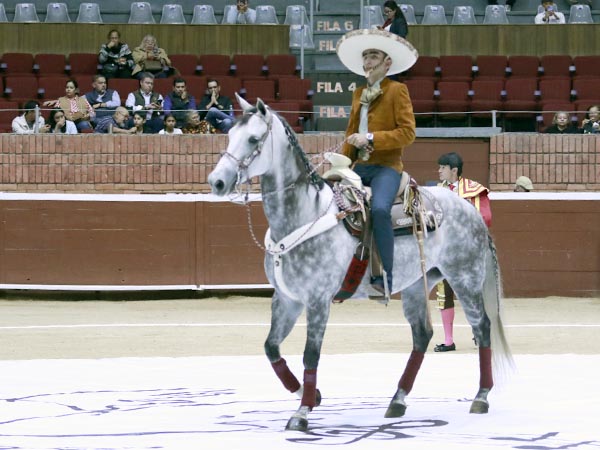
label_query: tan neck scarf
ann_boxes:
[360,85,383,106]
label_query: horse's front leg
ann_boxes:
[386,277,434,418]
[285,298,330,432]
[265,293,305,399]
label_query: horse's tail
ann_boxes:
[483,233,515,383]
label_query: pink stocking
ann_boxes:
[441,307,455,346]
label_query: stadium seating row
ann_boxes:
[0,53,301,79]
[403,55,600,82]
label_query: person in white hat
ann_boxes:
[336,29,417,296]
[514,176,534,192]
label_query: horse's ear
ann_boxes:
[256,98,268,116]
[236,93,253,113]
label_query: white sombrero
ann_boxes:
[336,29,418,76]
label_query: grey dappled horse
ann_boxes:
[207,96,513,432]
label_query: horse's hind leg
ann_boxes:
[385,276,435,418]
[265,293,305,398]
[448,283,493,414]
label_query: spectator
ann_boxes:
[11,100,50,134]
[182,110,215,134]
[42,79,95,132]
[125,72,164,134]
[380,1,408,38]
[85,75,122,124]
[223,0,256,24]
[488,0,515,12]
[544,111,580,134]
[132,34,174,79]
[581,105,600,134]
[47,108,78,134]
[98,29,134,79]
[535,0,565,23]
[198,79,234,133]
[159,114,183,135]
[163,77,197,128]
[132,111,149,134]
[94,107,135,134]
[514,176,534,192]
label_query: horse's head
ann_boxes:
[208,94,277,196]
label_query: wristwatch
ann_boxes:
[366,132,374,146]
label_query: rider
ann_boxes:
[336,29,416,296]
[435,152,492,352]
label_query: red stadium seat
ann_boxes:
[169,54,200,77]
[0,101,20,132]
[242,78,276,103]
[573,56,600,80]
[277,77,313,118]
[68,53,100,75]
[471,79,504,119]
[436,81,471,120]
[199,54,232,76]
[182,75,208,102]
[407,56,439,81]
[107,78,140,104]
[38,76,69,101]
[507,56,540,79]
[265,54,299,78]
[1,53,35,76]
[34,53,67,75]
[438,55,473,82]
[403,79,436,120]
[540,55,573,79]
[271,101,303,133]
[503,77,538,118]
[538,78,572,103]
[212,76,242,99]
[232,54,266,79]
[3,76,40,104]
[474,55,507,80]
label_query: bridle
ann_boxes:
[220,110,273,202]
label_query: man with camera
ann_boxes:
[125,72,164,133]
[535,0,565,23]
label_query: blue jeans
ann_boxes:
[354,164,401,288]
[206,108,233,133]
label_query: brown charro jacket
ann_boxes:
[342,77,416,173]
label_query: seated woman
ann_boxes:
[132,34,174,80]
[47,109,78,134]
[182,110,215,134]
[581,105,600,134]
[98,29,134,79]
[43,79,95,132]
[544,111,580,134]
[158,114,183,135]
[380,1,408,38]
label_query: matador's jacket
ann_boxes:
[437,177,492,307]
[341,77,416,173]
[439,177,492,227]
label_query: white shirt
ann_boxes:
[158,128,183,135]
[534,10,565,23]
[12,114,46,134]
[52,120,78,134]
[125,90,164,121]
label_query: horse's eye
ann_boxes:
[249,136,259,145]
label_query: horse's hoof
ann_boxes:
[315,389,322,407]
[469,399,489,414]
[384,402,406,418]
[285,405,310,432]
[285,416,308,431]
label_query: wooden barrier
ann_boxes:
[0,24,290,56]
[0,23,599,57]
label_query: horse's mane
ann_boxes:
[238,106,324,191]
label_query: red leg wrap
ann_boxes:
[271,358,301,393]
[479,346,494,389]
[301,369,317,409]
[399,350,425,394]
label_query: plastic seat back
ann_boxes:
[568,4,592,23]
[191,5,217,24]
[360,5,384,29]
[45,2,70,22]
[76,3,102,23]
[483,5,508,24]
[160,4,186,24]
[452,6,476,24]
[13,3,39,22]
[128,2,155,24]
[256,5,278,24]
[399,4,417,25]
[422,5,447,25]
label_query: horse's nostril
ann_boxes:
[214,180,225,192]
